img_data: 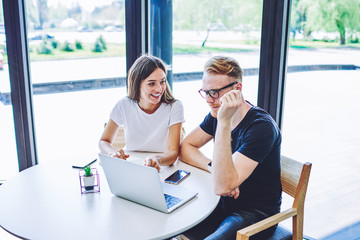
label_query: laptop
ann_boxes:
[98,153,198,213]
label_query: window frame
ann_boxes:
[3,0,291,170]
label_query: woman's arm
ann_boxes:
[145,122,182,170]
[99,119,129,159]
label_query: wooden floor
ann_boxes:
[320,221,360,240]
[278,70,360,239]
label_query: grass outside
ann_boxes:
[28,43,126,61]
[25,43,252,61]
[289,39,360,49]
[1,39,360,63]
[173,44,253,54]
[205,39,261,46]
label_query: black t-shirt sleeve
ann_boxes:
[237,121,278,164]
[199,112,216,136]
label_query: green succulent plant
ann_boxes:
[83,165,93,177]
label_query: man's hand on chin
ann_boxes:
[223,187,240,199]
[217,90,242,122]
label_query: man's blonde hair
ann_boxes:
[204,56,243,83]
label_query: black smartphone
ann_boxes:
[164,170,190,185]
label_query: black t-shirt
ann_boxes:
[200,104,282,215]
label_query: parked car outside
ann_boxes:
[28,33,54,41]
[0,23,4,34]
[104,25,124,32]
[77,26,93,32]
[0,50,4,70]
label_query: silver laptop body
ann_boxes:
[98,153,198,213]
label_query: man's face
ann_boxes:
[201,72,238,118]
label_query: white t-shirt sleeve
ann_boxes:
[109,98,125,126]
[169,100,185,126]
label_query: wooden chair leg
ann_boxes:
[236,232,250,240]
[292,214,304,240]
[172,234,190,240]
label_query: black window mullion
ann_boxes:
[3,0,38,171]
[125,0,150,82]
[258,0,291,129]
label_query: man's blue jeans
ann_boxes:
[183,201,277,240]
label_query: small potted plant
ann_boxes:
[79,164,100,194]
[82,165,95,190]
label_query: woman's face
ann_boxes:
[139,68,167,108]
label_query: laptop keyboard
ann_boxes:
[164,194,182,209]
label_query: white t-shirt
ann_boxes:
[110,97,185,152]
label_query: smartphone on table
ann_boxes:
[164,170,190,184]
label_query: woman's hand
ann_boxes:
[144,156,161,171]
[110,149,129,160]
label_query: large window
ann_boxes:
[5,0,359,238]
[281,0,360,238]
[24,0,126,164]
[172,0,263,149]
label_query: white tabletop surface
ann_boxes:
[0,152,219,240]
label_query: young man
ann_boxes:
[179,56,282,239]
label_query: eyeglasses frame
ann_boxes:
[198,81,239,99]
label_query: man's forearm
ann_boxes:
[179,143,211,171]
[213,121,238,194]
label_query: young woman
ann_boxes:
[99,54,184,171]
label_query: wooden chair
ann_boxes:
[180,126,186,142]
[103,123,126,150]
[111,125,126,150]
[236,156,312,240]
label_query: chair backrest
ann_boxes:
[280,156,312,209]
[112,125,126,150]
[281,156,312,240]
[236,156,312,240]
[180,126,186,142]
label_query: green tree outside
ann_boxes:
[298,0,360,44]
[37,0,49,29]
[174,0,262,32]
[173,0,262,46]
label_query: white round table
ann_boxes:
[0,152,219,240]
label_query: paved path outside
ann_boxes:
[1,47,359,91]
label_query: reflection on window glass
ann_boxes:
[173,0,262,71]
[26,0,126,81]
[24,0,126,164]
[282,0,360,238]
[0,0,19,180]
[173,0,263,135]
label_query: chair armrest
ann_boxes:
[236,208,297,240]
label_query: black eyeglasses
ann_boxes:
[198,82,238,99]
